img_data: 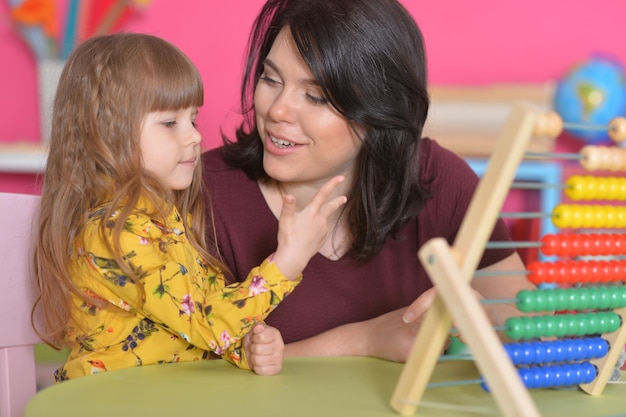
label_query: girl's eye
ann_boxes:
[163,121,177,128]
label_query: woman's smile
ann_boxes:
[254,27,361,184]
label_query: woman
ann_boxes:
[202,0,535,362]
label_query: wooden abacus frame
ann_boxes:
[390,103,626,417]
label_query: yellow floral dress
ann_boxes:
[55,199,300,382]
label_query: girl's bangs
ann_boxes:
[147,68,204,112]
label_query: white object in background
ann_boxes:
[37,60,65,144]
[424,83,556,157]
[0,144,48,173]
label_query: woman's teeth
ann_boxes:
[271,137,295,148]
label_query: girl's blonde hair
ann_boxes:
[33,33,223,349]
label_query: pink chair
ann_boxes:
[0,193,42,417]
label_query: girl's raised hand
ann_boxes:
[272,176,347,280]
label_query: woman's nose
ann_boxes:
[267,89,297,123]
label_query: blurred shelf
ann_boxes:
[0,144,48,173]
[425,83,556,157]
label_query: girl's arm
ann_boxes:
[80,175,347,369]
[78,210,300,369]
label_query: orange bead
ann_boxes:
[608,117,626,142]
[606,148,624,171]
[534,111,563,138]
[579,146,602,171]
[617,149,626,171]
[598,148,614,171]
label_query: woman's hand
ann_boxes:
[364,288,452,362]
[283,288,445,362]
[402,252,534,345]
[243,323,285,376]
[284,254,533,361]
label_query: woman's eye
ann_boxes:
[259,74,280,86]
[306,93,328,105]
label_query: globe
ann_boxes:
[554,56,626,144]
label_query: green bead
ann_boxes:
[544,291,557,310]
[562,288,579,310]
[517,290,536,313]
[606,288,618,309]
[505,318,524,340]
[536,316,549,337]
[555,289,569,310]
[523,318,537,338]
[606,312,621,332]
[573,314,589,336]
[553,315,568,337]
[577,288,591,310]
[588,289,600,308]
[597,288,611,309]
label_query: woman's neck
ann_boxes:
[276,178,351,213]
[258,178,352,260]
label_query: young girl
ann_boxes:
[33,33,346,382]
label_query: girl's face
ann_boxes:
[254,27,362,187]
[140,107,201,190]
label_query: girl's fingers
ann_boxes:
[320,195,348,217]
[278,193,297,219]
[308,175,345,210]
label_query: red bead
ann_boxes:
[541,234,559,256]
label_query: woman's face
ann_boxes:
[254,27,362,187]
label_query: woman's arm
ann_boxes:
[469,252,536,324]
[284,307,426,362]
[284,252,532,361]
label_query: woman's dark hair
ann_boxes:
[223,0,431,261]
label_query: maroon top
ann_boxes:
[202,138,513,344]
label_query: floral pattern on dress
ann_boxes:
[56,198,301,382]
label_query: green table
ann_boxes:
[25,357,626,417]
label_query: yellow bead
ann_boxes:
[603,206,617,228]
[579,205,593,228]
[606,177,620,201]
[565,176,585,201]
[552,204,571,229]
[595,177,608,200]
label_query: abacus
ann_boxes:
[390,103,626,417]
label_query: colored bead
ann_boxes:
[514,362,596,389]
[505,312,621,339]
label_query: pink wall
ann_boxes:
[1,0,625,194]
